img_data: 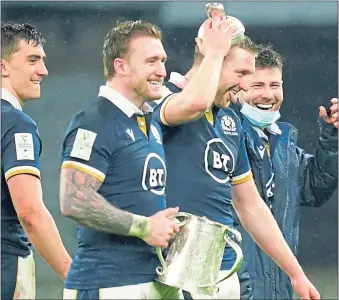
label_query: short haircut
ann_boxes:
[255,43,284,70]
[193,35,260,65]
[103,20,162,79]
[1,22,45,59]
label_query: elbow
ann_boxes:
[60,196,78,219]
[188,99,210,114]
[17,207,48,233]
[60,202,72,218]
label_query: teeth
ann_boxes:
[256,104,273,109]
[32,81,40,84]
[149,81,161,86]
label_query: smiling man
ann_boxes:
[154,16,320,299]
[231,43,338,299]
[59,20,183,300]
[1,22,72,299]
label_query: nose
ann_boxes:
[261,87,274,100]
[239,77,251,92]
[37,61,48,77]
[156,62,167,79]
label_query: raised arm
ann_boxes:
[160,17,235,126]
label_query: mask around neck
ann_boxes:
[240,102,281,128]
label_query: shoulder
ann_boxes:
[67,97,119,133]
[2,107,39,139]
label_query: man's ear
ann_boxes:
[1,59,10,77]
[113,57,130,76]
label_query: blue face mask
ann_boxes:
[240,102,281,128]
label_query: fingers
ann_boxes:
[202,18,212,32]
[319,106,330,121]
[172,223,180,233]
[310,287,321,300]
[211,16,222,31]
[162,206,179,217]
[330,97,338,105]
[220,18,236,34]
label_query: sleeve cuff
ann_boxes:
[231,170,253,185]
[61,161,105,182]
[5,166,41,181]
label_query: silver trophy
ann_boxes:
[155,212,243,297]
[197,2,246,45]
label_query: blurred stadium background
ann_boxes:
[2,1,338,299]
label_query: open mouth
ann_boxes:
[32,80,41,85]
[255,103,274,111]
[148,80,162,88]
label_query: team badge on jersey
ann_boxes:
[220,116,238,136]
[142,153,167,195]
[204,138,235,183]
[70,128,97,161]
[14,133,34,160]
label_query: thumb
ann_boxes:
[161,206,179,217]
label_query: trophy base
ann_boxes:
[155,277,217,297]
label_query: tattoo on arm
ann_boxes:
[60,168,133,236]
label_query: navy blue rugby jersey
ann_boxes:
[61,86,167,289]
[153,73,253,270]
[1,89,42,257]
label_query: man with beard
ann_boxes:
[59,20,183,300]
[231,43,338,299]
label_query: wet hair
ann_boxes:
[255,43,284,70]
[1,22,45,59]
[103,20,162,79]
[193,35,260,65]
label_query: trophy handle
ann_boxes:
[156,247,167,276]
[215,227,243,285]
[172,212,190,227]
[156,212,189,276]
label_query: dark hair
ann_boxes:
[1,22,46,59]
[103,20,162,79]
[193,35,260,65]
[255,43,284,70]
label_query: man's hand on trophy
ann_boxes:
[143,207,180,248]
[196,17,236,58]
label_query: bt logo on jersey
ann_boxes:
[205,138,235,183]
[149,168,165,187]
[212,151,231,172]
[142,153,167,195]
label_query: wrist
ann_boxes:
[288,265,305,281]
[128,214,152,240]
[204,49,226,60]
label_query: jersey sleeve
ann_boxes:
[2,119,42,181]
[152,93,175,129]
[61,119,114,182]
[231,129,253,185]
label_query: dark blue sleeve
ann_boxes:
[232,121,253,185]
[2,116,42,181]
[61,117,115,182]
[152,93,175,132]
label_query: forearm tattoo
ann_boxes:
[60,168,133,236]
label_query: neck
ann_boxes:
[2,81,24,107]
[106,77,145,109]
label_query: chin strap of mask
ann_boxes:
[240,102,281,128]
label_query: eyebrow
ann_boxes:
[146,55,167,62]
[251,81,282,85]
[27,54,47,61]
